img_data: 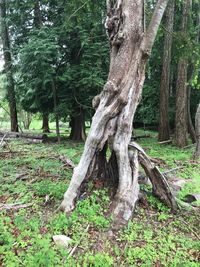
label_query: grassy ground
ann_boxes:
[0,130,199,266]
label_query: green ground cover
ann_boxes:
[0,130,199,266]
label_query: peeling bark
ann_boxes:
[61,0,174,227]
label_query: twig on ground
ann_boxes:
[163,166,183,175]
[179,218,200,240]
[67,224,90,258]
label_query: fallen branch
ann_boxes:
[59,155,75,169]
[158,139,172,144]
[131,134,151,140]
[0,133,7,147]
[0,202,33,211]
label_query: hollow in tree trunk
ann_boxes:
[0,0,18,132]
[158,0,174,141]
[69,107,86,141]
[42,113,50,133]
[61,0,177,227]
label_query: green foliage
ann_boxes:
[0,135,199,266]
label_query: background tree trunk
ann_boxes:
[61,0,175,227]
[194,104,200,159]
[69,107,86,141]
[52,79,60,144]
[158,0,174,141]
[187,86,196,143]
[175,0,191,147]
[0,0,18,132]
[42,113,50,133]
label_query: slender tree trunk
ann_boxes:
[42,113,50,133]
[194,104,200,159]
[33,0,43,28]
[175,0,191,147]
[52,79,60,144]
[69,107,86,141]
[187,86,196,143]
[0,0,18,132]
[158,0,174,141]
[61,0,176,227]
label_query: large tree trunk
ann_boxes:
[175,0,191,147]
[194,104,200,159]
[0,0,18,132]
[158,0,174,141]
[61,0,176,227]
[42,113,50,133]
[69,107,86,141]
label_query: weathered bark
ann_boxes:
[0,0,18,132]
[175,0,191,147]
[69,107,86,141]
[194,104,200,159]
[61,0,174,226]
[42,113,50,133]
[158,0,174,141]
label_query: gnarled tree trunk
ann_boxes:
[0,0,18,132]
[61,0,177,227]
[158,0,174,141]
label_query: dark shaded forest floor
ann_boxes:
[0,130,200,266]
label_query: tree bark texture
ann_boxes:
[69,107,86,141]
[0,0,18,132]
[175,0,191,148]
[42,113,50,133]
[187,86,196,143]
[61,0,176,226]
[194,104,200,159]
[158,0,174,141]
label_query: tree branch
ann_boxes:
[143,0,169,55]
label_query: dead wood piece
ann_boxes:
[150,157,166,166]
[158,139,172,144]
[24,138,44,144]
[15,172,29,181]
[59,155,75,169]
[131,134,151,140]
[0,202,33,211]
[129,142,178,211]
[184,194,200,204]
[0,133,7,147]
